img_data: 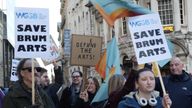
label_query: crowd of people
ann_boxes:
[0,56,192,108]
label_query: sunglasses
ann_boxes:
[22,67,46,72]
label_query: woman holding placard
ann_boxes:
[118,68,172,108]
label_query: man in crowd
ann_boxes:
[59,70,83,108]
[40,71,50,91]
[46,60,64,108]
[156,56,192,108]
[3,58,55,108]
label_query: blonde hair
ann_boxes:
[108,74,126,95]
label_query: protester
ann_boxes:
[3,58,55,108]
[40,71,50,91]
[46,60,64,108]
[156,56,192,108]
[121,61,132,79]
[59,70,83,108]
[108,74,126,98]
[121,56,132,79]
[75,77,100,108]
[92,69,136,108]
[118,68,172,108]
[103,74,126,108]
[130,56,139,70]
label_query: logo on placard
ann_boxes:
[129,19,158,28]
[16,12,46,20]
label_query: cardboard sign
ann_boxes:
[71,35,102,66]
[128,13,171,64]
[15,7,50,58]
[10,59,20,81]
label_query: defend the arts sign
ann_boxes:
[15,7,50,58]
[128,13,171,64]
[71,34,102,66]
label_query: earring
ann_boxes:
[148,97,157,106]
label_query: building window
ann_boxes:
[99,23,104,36]
[179,0,184,24]
[132,0,139,4]
[74,21,76,28]
[147,2,151,10]
[78,16,80,23]
[122,17,127,34]
[158,0,173,25]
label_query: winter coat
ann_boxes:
[46,66,64,108]
[59,85,81,108]
[118,91,163,108]
[104,73,137,108]
[3,81,55,108]
[104,91,124,108]
[156,70,192,108]
[74,92,96,108]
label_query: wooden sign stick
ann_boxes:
[32,58,35,105]
[154,62,170,108]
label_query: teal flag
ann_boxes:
[158,39,174,67]
[92,37,121,103]
[90,0,152,26]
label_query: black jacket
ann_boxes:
[74,92,96,108]
[46,66,64,108]
[3,81,55,108]
[59,85,80,108]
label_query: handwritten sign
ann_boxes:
[71,35,102,66]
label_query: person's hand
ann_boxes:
[162,94,172,108]
[79,90,89,102]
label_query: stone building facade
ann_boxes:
[1,8,15,87]
[59,0,192,75]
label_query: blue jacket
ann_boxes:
[118,91,163,108]
[156,71,192,108]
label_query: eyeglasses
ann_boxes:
[22,67,46,72]
[72,75,80,79]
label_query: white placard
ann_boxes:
[128,13,171,64]
[10,59,20,81]
[15,7,50,58]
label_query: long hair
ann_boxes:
[16,58,31,82]
[87,77,100,92]
[108,74,125,95]
[121,69,137,96]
